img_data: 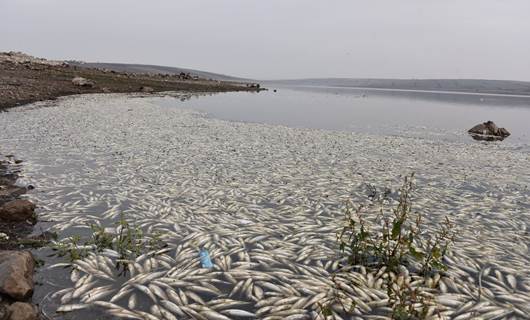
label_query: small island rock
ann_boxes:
[468,121,510,141]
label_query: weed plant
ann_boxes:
[51,213,166,274]
[321,174,454,319]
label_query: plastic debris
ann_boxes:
[199,248,213,269]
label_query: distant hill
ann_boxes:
[267,78,530,96]
[67,60,530,96]
[69,61,246,82]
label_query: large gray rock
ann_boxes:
[0,200,35,222]
[468,121,510,141]
[0,251,34,300]
[71,77,95,88]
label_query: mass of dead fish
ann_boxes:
[0,93,529,319]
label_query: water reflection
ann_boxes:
[153,86,530,145]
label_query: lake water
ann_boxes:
[1,90,528,319]
[155,85,530,145]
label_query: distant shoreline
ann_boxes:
[267,78,530,97]
[275,84,530,98]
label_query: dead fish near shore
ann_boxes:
[0,94,529,319]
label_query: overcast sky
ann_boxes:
[1,0,529,80]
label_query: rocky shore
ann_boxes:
[0,156,41,320]
[0,52,260,111]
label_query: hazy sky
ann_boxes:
[1,0,530,80]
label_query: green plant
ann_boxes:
[321,174,454,319]
[338,174,453,275]
[387,274,431,320]
[51,213,166,275]
[51,234,88,262]
[89,224,114,250]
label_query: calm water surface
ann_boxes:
[154,86,530,145]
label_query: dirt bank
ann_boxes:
[0,52,260,110]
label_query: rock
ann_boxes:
[486,121,499,134]
[0,251,34,300]
[468,123,489,135]
[468,121,510,141]
[71,77,95,88]
[139,86,154,93]
[7,302,38,320]
[0,173,18,183]
[0,186,27,204]
[498,127,510,137]
[0,200,35,222]
[0,302,10,320]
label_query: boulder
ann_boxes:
[0,186,27,203]
[7,302,38,320]
[0,200,35,222]
[71,77,95,88]
[468,121,510,141]
[140,86,154,93]
[0,251,34,300]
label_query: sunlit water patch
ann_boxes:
[0,93,529,319]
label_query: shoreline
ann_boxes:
[0,50,263,319]
[276,83,530,98]
[0,53,261,111]
[0,157,35,249]
[0,156,45,320]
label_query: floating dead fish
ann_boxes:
[0,94,528,319]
